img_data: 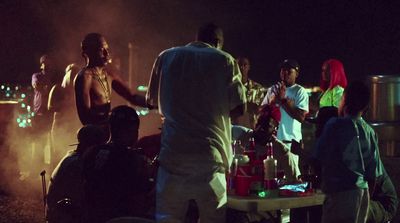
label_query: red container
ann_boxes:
[264,179,278,190]
[236,175,252,196]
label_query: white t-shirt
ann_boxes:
[146,41,246,171]
[277,84,309,142]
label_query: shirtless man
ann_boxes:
[74,33,146,126]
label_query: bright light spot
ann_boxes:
[18,123,24,128]
[27,105,31,111]
[27,119,31,123]
[21,103,26,108]
[16,118,21,123]
[1,85,4,89]
[6,87,10,91]
[15,86,19,90]
[22,119,27,124]
[140,110,149,116]
[32,112,35,116]
[5,93,10,97]
[137,85,148,92]
[258,190,267,198]
[21,93,26,98]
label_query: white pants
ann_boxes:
[156,164,227,223]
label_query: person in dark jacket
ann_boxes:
[83,105,152,223]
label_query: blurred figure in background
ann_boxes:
[48,63,82,167]
[232,57,266,129]
[46,124,105,223]
[29,54,57,177]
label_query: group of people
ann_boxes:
[27,21,397,223]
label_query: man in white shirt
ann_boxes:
[146,23,246,223]
[262,59,309,180]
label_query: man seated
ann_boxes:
[83,105,152,223]
[46,125,106,223]
[233,104,300,183]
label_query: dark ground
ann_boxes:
[0,160,45,223]
[0,187,44,223]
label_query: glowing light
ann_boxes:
[22,119,27,124]
[140,110,149,116]
[137,85,148,92]
[1,85,4,89]
[27,119,31,123]
[21,93,26,98]
[27,105,31,111]
[258,190,267,198]
[16,118,21,123]
[15,86,19,90]
[6,87,10,91]
[21,103,26,108]
[5,93,10,97]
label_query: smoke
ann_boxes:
[0,1,253,197]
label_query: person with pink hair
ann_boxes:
[319,59,348,108]
[315,59,348,138]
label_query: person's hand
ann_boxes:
[286,98,295,107]
[277,81,286,102]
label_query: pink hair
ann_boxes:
[320,59,348,91]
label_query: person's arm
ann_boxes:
[74,70,93,125]
[107,67,146,107]
[276,84,308,122]
[229,58,246,118]
[32,73,44,91]
[146,56,162,110]
[279,98,308,123]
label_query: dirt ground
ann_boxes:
[0,172,45,223]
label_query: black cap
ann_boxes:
[280,59,300,72]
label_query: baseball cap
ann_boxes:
[280,59,300,72]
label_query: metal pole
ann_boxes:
[40,170,47,221]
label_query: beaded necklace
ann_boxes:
[91,68,111,103]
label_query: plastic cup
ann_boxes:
[235,175,252,196]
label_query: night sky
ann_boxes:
[2,0,400,87]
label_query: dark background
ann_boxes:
[1,0,400,87]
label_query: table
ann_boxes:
[228,191,325,212]
[227,191,325,222]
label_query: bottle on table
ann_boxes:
[263,142,277,190]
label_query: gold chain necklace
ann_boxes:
[91,68,111,103]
